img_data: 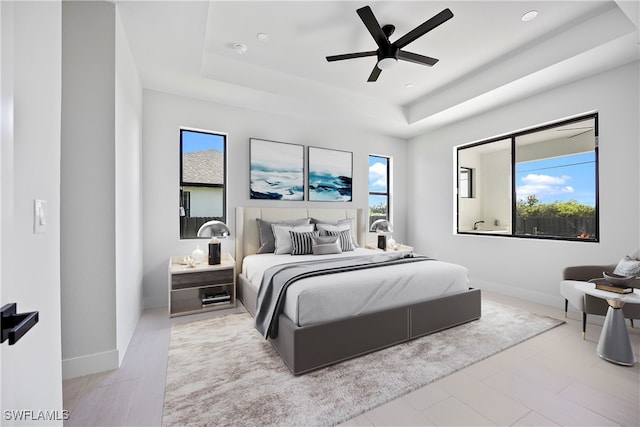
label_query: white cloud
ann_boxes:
[369,162,387,189]
[516,174,574,201]
[521,174,570,185]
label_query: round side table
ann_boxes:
[575,281,639,366]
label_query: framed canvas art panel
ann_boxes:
[308,146,353,202]
[250,138,304,200]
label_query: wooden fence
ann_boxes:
[180,216,221,239]
[515,216,596,239]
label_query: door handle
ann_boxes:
[1,303,39,345]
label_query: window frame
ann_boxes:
[179,128,227,240]
[368,154,391,228]
[456,113,599,242]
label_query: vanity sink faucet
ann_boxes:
[473,220,485,230]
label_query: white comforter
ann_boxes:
[242,248,470,327]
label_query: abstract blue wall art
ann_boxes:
[250,138,304,200]
[308,147,352,202]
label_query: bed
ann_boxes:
[235,207,481,375]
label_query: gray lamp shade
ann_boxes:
[370,219,393,233]
[197,220,230,238]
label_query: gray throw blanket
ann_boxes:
[254,252,432,339]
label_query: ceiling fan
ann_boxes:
[326,6,454,82]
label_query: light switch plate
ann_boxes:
[34,199,47,234]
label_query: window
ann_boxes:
[457,113,598,241]
[459,167,473,198]
[369,155,390,229]
[180,129,226,239]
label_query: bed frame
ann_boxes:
[235,207,481,375]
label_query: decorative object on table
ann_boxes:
[182,256,198,268]
[308,146,352,202]
[370,219,392,250]
[602,271,635,287]
[594,282,634,294]
[197,220,230,265]
[596,272,635,293]
[250,138,304,200]
[386,237,399,250]
[191,245,205,264]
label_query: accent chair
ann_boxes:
[561,249,640,339]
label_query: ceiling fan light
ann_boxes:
[377,57,398,70]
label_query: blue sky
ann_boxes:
[369,156,388,208]
[182,130,224,153]
[515,152,596,206]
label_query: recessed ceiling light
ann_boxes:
[233,43,247,54]
[521,10,538,22]
[256,33,269,41]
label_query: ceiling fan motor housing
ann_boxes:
[378,44,399,62]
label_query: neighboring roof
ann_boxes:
[182,149,224,185]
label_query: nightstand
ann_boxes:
[168,253,236,317]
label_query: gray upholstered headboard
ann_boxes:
[234,207,365,273]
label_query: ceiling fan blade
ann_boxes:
[397,50,438,66]
[357,6,390,50]
[367,65,382,82]
[326,51,377,62]
[395,8,454,49]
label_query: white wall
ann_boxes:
[1,1,64,422]
[142,90,408,308]
[61,0,117,378]
[408,61,640,307]
[115,8,143,366]
[61,1,144,379]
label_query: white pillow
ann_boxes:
[315,219,358,248]
[311,235,342,255]
[613,255,640,277]
[272,224,315,255]
[336,218,359,247]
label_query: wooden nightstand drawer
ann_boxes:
[171,268,234,290]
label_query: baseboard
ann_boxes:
[62,349,120,380]
[474,278,563,308]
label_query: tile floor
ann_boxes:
[63,292,640,426]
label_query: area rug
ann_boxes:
[162,300,563,427]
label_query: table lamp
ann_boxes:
[370,219,393,251]
[197,220,230,264]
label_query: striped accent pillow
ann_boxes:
[326,229,355,252]
[289,230,319,255]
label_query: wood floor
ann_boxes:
[63,292,640,426]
